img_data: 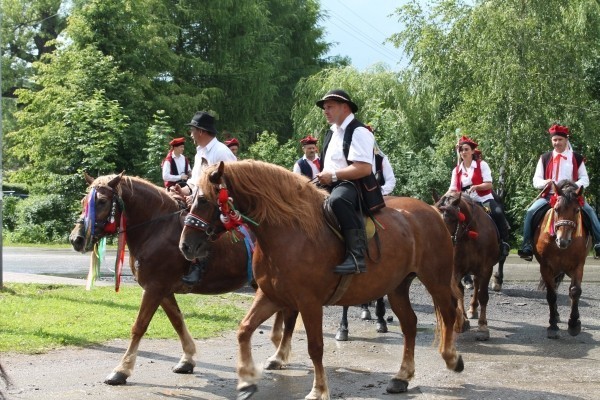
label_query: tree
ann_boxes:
[389,0,600,233]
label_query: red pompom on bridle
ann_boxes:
[217,187,243,231]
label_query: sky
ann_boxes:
[320,0,409,71]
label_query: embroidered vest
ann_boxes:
[455,159,492,196]
[541,151,583,182]
[297,158,314,179]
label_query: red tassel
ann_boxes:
[458,212,466,222]
[549,194,558,208]
[468,230,479,239]
[578,196,585,206]
[104,221,117,234]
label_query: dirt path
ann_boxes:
[3,277,600,400]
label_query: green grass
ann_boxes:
[0,283,249,354]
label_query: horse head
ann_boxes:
[179,193,226,261]
[434,193,466,242]
[551,180,584,249]
[69,172,125,253]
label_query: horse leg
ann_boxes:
[105,288,166,385]
[375,297,388,333]
[467,275,479,320]
[335,306,349,341]
[300,305,330,400]
[385,276,417,393]
[265,309,299,370]
[360,303,372,320]
[237,290,281,400]
[567,272,583,336]
[475,274,491,341]
[159,293,196,373]
[421,276,463,373]
[455,275,468,333]
[541,268,560,339]
[492,256,505,292]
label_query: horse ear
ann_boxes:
[209,161,225,185]
[107,171,125,189]
[432,188,440,203]
[552,181,561,196]
[84,172,95,185]
[451,192,461,207]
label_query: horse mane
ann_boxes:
[200,160,329,238]
[555,179,580,212]
[91,175,180,210]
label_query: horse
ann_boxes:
[336,297,388,341]
[0,362,10,400]
[434,192,507,340]
[532,180,591,339]
[179,160,463,400]
[69,173,292,385]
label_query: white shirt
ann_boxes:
[373,150,396,195]
[162,152,190,183]
[188,137,237,191]
[293,155,321,177]
[532,148,589,190]
[449,159,494,202]
[322,114,374,173]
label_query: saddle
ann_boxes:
[322,199,377,241]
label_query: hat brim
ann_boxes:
[316,97,358,113]
[187,122,218,135]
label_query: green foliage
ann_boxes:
[142,110,174,186]
[0,284,247,353]
[6,195,77,243]
[2,197,21,231]
[247,132,298,168]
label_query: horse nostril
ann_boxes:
[180,242,189,253]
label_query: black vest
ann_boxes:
[297,158,314,179]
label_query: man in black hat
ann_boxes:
[316,89,376,275]
[176,111,237,285]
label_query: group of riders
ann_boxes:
[161,89,600,284]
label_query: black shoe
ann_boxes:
[182,260,207,285]
[518,243,533,261]
[594,243,600,259]
[334,229,367,275]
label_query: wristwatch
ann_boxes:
[331,171,338,183]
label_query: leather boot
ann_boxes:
[334,229,367,275]
[182,259,207,286]
[518,242,533,261]
[594,243,600,259]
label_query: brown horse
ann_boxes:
[179,160,463,400]
[533,180,591,339]
[69,173,291,385]
[434,192,506,340]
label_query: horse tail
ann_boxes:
[537,272,565,291]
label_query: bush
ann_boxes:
[10,194,76,243]
[2,196,21,231]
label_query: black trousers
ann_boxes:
[482,198,509,242]
[329,181,363,230]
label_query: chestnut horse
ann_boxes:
[434,192,507,340]
[533,180,591,339]
[179,160,463,400]
[69,173,291,385]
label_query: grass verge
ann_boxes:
[0,283,249,354]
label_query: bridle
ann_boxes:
[183,193,224,242]
[439,199,474,246]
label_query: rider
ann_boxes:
[518,124,600,260]
[161,137,191,189]
[293,135,321,179]
[447,135,510,258]
[316,89,379,275]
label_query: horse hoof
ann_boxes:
[264,358,284,370]
[492,282,502,292]
[376,322,388,333]
[568,321,581,336]
[361,310,372,320]
[547,328,560,339]
[454,355,464,372]
[335,328,349,341]
[386,378,409,393]
[172,361,194,374]
[475,330,490,341]
[467,311,478,320]
[237,384,258,400]
[104,371,128,385]
[462,320,470,332]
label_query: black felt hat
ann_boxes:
[187,111,218,135]
[316,89,358,113]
